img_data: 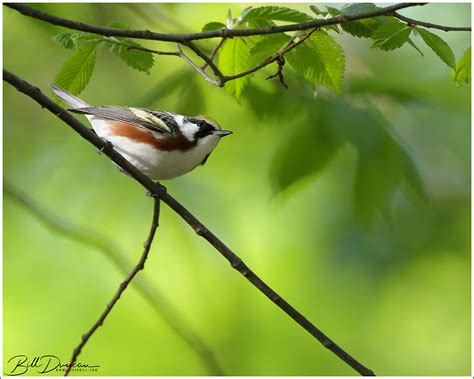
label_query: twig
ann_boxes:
[202,37,226,70]
[182,41,226,82]
[5,3,426,42]
[266,54,288,89]
[393,12,471,32]
[4,182,224,375]
[63,197,161,375]
[175,44,223,86]
[4,69,376,376]
[225,28,317,82]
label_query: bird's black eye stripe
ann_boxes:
[186,117,215,139]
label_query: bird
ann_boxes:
[50,84,232,180]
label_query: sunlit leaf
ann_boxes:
[371,19,411,51]
[108,39,154,73]
[418,28,456,68]
[218,37,252,102]
[286,31,345,93]
[452,47,471,86]
[248,34,291,67]
[244,6,313,23]
[53,42,97,98]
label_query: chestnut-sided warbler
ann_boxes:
[51,84,232,180]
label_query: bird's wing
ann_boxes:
[70,106,180,136]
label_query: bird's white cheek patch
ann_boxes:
[174,115,199,141]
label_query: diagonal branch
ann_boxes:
[393,12,471,32]
[4,181,224,375]
[4,69,376,376]
[63,196,161,376]
[5,3,426,42]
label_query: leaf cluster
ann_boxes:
[52,22,154,97]
[205,3,470,101]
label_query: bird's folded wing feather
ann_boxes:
[70,106,179,136]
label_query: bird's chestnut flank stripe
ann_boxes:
[110,121,196,151]
[3,69,376,376]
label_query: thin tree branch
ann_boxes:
[5,3,426,42]
[393,12,471,32]
[265,54,288,89]
[4,182,224,375]
[63,196,161,376]
[4,69,376,376]
[182,41,226,82]
[175,44,223,86]
[202,38,226,70]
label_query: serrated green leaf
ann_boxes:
[418,28,456,68]
[452,47,471,86]
[341,5,381,37]
[106,21,130,29]
[309,5,326,16]
[51,32,80,50]
[340,3,379,14]
[202,22,225,32]
[371,19,411,51]
[218,37,253,102]
[342,20,379,38]
[244,6,313,23]
[248,34,291,67]
[53,42,97,97]
[108,39,154,73]
[286,31,345,93]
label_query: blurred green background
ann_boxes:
[4,3,471,376]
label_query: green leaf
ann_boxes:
[452,47,471,86]
[341,19,379,38]
[53,42,97,97]
[108,39,154,73]
[51,32,80,50]
[325,4,381,38]
[218,37,253,102]
[271,96,425,224]
[340,3,379,14]
[418,28,456,68]
[407,37,424,56]
[248,34,291,67]
[371,19,411,51]
[202,22,225,32]
[309,5,326,16]
[325,6,341,17]
[286,31,345,93]
[244,6,313,23]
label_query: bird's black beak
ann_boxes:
[213,130,233,137]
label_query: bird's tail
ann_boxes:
[50,84,90,108]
